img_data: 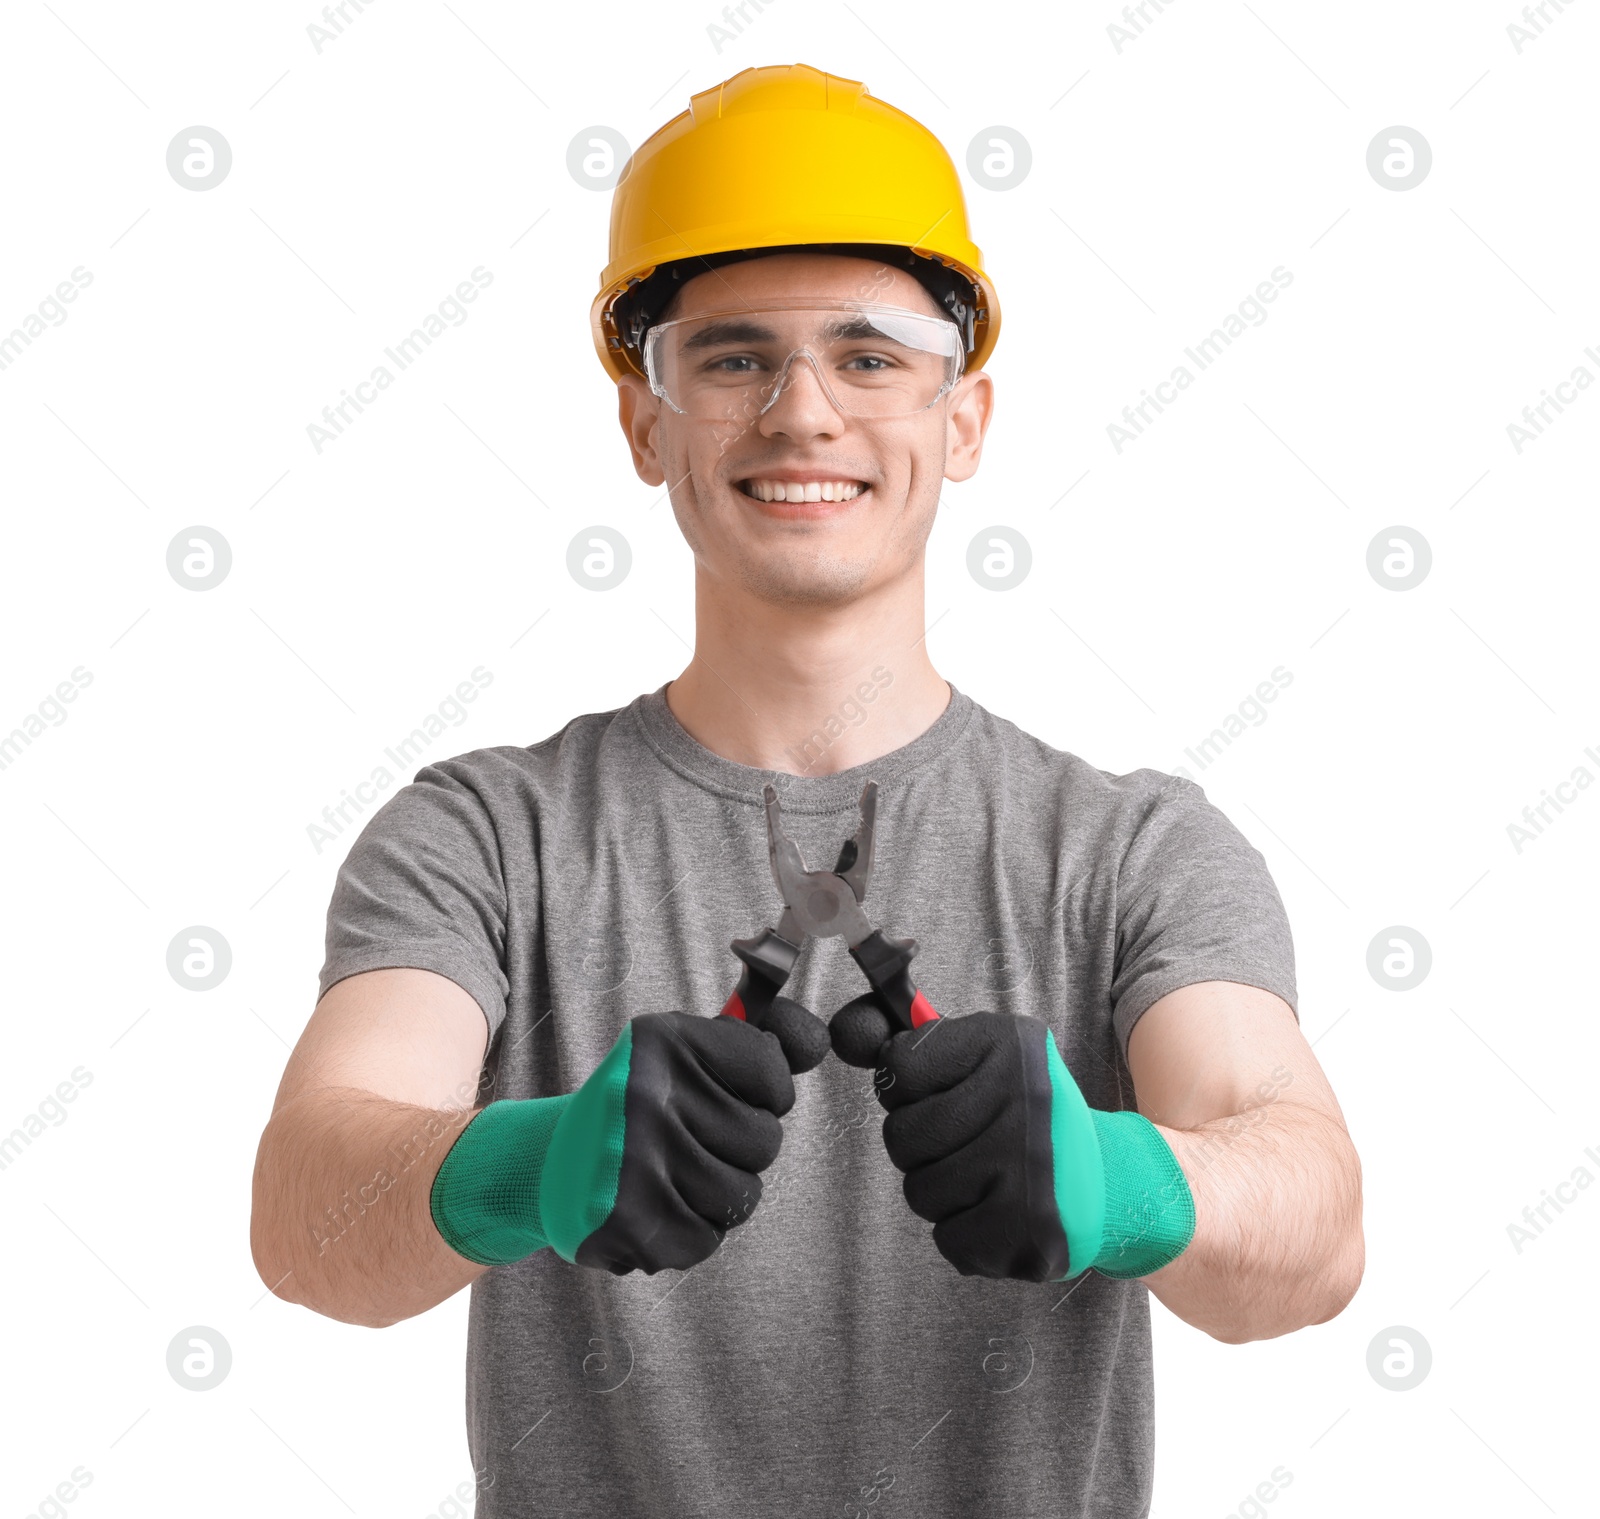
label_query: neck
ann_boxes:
[665,559,950,777]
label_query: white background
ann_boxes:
[1,1,1596,1515]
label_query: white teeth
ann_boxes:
[743,479,864,503]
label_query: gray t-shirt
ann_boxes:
[318,682,1297,1518]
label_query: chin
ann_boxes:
[736,549,877,607]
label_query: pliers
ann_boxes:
[719,779,941,1034]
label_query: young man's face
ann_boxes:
[616,253,994,608]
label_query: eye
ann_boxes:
[706,353,764,374]
[842,353,896,373]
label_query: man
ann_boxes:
[250,63,1362,1517]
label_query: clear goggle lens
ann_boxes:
[642,303,964,420]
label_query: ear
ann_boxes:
[616,373,666,487]
[943,369,994,484]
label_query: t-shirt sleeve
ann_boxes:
[317,759,512,1042]
[1109,774,1298,1062]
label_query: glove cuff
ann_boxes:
[429,1094,573,1266]
[1086,1110,1196,1279]
[1043,1030,1196,1281]
[538,1022,634,1263]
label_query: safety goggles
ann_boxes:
[642,302,965,421]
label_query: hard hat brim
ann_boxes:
[592,240,1000,383]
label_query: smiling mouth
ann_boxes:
[738,478,868,503]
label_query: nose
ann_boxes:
[755,350,846,441]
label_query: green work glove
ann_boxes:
[830,999,1196,1281]
[431,999,827,1273]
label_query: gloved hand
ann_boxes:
[829,996,1195,1281]
[431,996,828,1274]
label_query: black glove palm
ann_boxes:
[568,996,829,1274]
[831,994,1073,1280]
[830,993,1197,1283]
[432,994,828,1274]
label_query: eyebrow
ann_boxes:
[676,314,936,351]
[679,319,780,351]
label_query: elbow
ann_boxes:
[248,1206,405,1329]
[248,1206,302,1311]
[323,1302,406,1330]
[1205,1322,1263,1347]
[248,1203,413,1330]
[1297,1132,1365,1331]
[1314,1221,1366,1326]
[249,1152,298,1308]
[1313,1149,1366,1324]
[1202,1231,1366,1346]
[1290,1218,1365,1337]
[247,1140,342,1321]
[247,1228,403,1330]
[245,1106,433,1332]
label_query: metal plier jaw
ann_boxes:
[720,779,940,1034]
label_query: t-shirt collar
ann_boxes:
[631,679,975,812]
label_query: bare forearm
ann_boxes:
[250,1088,484,1328]
[1143,1101,1364,1343]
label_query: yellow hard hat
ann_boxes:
[591,63,1000,382]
